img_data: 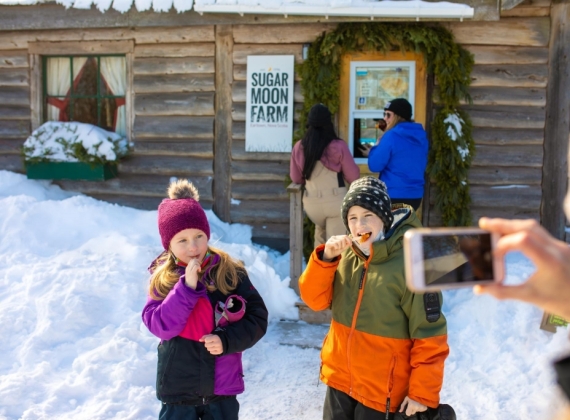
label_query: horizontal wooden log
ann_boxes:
[231,159,290,182]
[0,119,30,137]
[232,80,303,103]
[82,192,213,211]
[249,222,289,240]
[469,165,542,185]
[446,17,550,46]
[233,23,335,44]
[233,44,304,65]
[427,205,540,226]
[472,127,543,145]
[464,86,546,106]
[0,85,30,106]
[55,173,213,200]
[470,184,541,209]
[231,180,289,200]
[135,92,215,116]
[134,57,215,76]
[0,26,215,50]
[28,40,134,55]
[133,73,215,94]
[231,139,292,161]
[0,154,24,172]
[466,45,548,64]
[119,154,213,176]
[427,183,542,208]
[470,64,547,87]
[232,101,303,122]
[134,139,213,158]
[0,68,28,87]
[135,43,215,58]
[501,0,551,17]
[230,199,289,224]
[0,51,28,68]
[134,116,213,139]
[0,138,25,153]
[472,144,543,167]
[0,105,30,120]
[461,105,545,129]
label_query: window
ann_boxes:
[43,56,127,136]
[349,61,415,161]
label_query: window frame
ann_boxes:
[339,50,427,174]
[29,41,134,141]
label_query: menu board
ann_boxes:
[354,66,412,111]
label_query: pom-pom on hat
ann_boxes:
[307,103,332,128]
[158,179,210,250]
[341,177,394,233]
[384,98,413,121]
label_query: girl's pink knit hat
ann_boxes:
[157,179,210,250]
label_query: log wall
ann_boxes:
[426,3,552,225]
[0,0,566,249]
[0,27,217,213]
[229,24,335,249]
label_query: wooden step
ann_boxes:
[296,301,331,324]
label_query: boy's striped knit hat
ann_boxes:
[341,176,393,232]
[157,179,210,250]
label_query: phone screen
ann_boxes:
[421,233,494,286]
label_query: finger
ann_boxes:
[493,228,562,268]
[479,217,541,236]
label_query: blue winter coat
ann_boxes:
[367,122,428,199]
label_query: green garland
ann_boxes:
[296,22,475,229]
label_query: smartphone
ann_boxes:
[403,227,504,292]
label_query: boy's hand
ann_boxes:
[200,334,223,355]
[399,397,427,416]
[323,235,352,260]
[184,258,201,290]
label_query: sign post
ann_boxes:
[245,55,294,153]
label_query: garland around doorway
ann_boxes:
[297,22,475,227]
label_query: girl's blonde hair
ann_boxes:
[385,114,407,132]
[148,246,245,300]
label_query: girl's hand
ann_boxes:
[200,334,223,355]
[399,397,427,416]
[184,258,201,290]
[323,235,352,260]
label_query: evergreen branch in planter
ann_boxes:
[23,121,132,166]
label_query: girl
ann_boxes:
[299,177,450,420]
[366,98,429,211]
[142,179,268,420]
[290,103,360,247]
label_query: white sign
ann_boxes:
[245,55,294,152]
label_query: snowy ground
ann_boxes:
[0,170,569,420]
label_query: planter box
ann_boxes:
[25,162,118,181]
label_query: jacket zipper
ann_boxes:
[346,247,373,396]
[385,355,396,420]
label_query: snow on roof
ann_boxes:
[0,0,474,19]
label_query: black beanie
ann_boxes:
[341,177,394,233]
[384,98,412,121]
[307,103,332,127]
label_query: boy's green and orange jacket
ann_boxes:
[299,209,449,413]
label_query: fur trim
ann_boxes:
[167,179,200,201]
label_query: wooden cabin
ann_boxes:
[0,0,568,257]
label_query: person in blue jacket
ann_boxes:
[366,98,428,211]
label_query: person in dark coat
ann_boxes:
[142,179,268,420]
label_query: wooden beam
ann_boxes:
[213,25,233,223]
[287,183,303,293]
[541,1,570,240]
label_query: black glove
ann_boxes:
[393,404,456,420]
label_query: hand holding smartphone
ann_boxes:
[404,227,504,292]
